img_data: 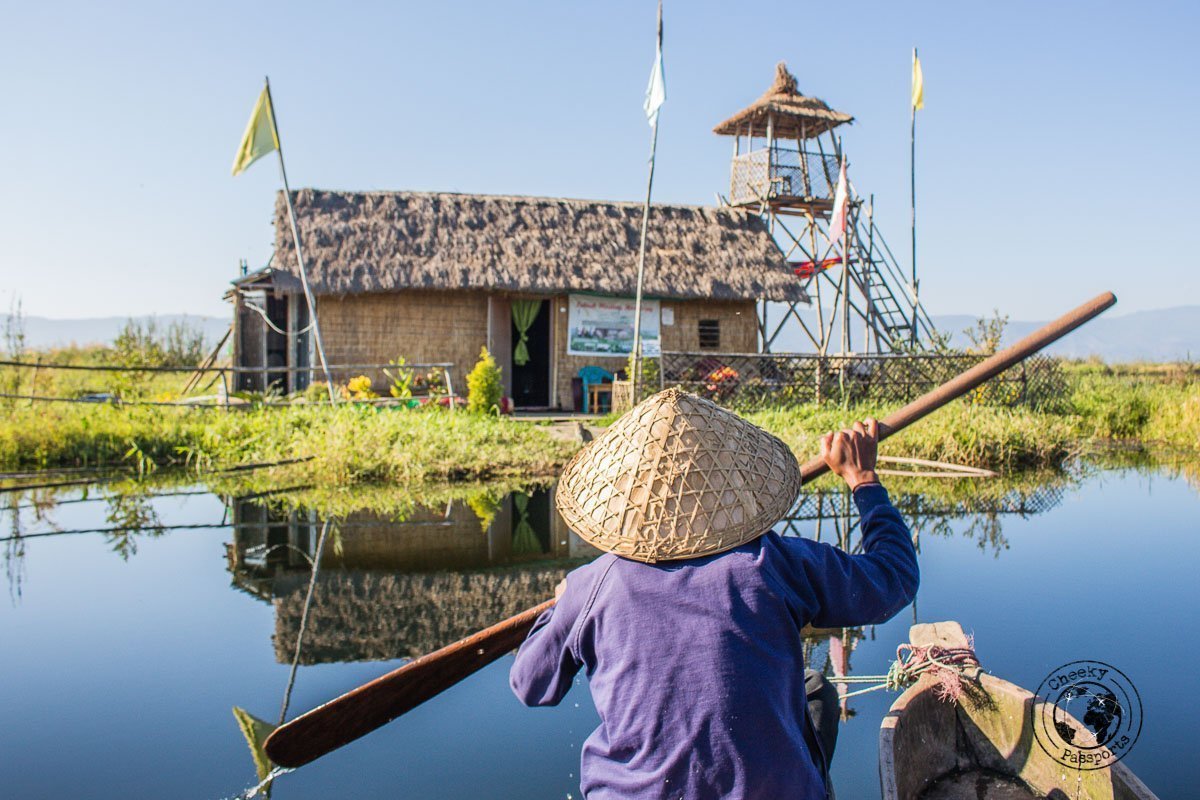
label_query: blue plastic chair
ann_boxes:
[579,366,614,413]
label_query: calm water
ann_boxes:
[1,468,1196,798]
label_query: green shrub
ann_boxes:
[384,357,415,400]
[626,352,660,399]
[114,318,210,368]
[466,347,503,414]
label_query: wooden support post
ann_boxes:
[809,212,826,354]
[866,195,876,354]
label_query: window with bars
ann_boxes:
[698,319,721,349]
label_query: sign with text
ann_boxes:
[567,294,660,357]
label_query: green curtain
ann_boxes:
[511,300,542,366]
[511,493,541,555]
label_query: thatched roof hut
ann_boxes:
[272,189,806,303]
[713,62,853,140]
[232,186,808,408]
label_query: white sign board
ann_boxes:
[567,294,660,357]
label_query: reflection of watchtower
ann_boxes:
[714,63,937,354]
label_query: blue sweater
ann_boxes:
[510,484,919,800]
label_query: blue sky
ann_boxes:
[1,0,1196,320]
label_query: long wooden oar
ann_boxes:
[264,291,1117,770]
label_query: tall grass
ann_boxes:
[0,362,1194,485]
[1066,369,1199,449]
[748,403,1079,471]
[0,404,577,484]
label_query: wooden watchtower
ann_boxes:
[714,63,937,354]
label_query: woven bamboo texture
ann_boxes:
[556,388,801,562]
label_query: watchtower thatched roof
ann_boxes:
[713,62,853,141]
[274,189,808,303]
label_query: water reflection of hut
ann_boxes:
[225,481,1066,665]
[271,567,566,663]
[225,486,601,663]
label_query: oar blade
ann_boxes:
[264,599,552,769]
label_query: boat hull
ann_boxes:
[878,623,1158,800]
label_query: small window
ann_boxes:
[698,319,721,349]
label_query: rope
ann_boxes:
[0,359,207,373]
[829,640,982,701]
[0,358,453,373]
[0,392,231,407]
[243,297,315,336]
[0,390,458,409]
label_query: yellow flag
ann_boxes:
[911,51,925,111]
[231,86,279,176]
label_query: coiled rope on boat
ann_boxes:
[832,640,982,701]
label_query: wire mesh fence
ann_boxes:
[729,147,841,205]
[659,351,1067,410]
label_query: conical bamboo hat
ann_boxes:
[556,388,801,563]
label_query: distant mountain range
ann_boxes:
[4,306,1198,363]
[932,306,1199,363]
[764,305,1200,362]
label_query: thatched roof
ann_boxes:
[273,189,808,303]
[713,63,853,140]
[272,565,573,664]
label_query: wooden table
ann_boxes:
[588,383,613,414]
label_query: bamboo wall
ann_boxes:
[314,290,757,410]
[316,290,488,393]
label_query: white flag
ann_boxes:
[828,157,849,247]
[643,2,665,127]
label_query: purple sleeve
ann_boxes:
[509,562,600,707]
[775,484,919,628]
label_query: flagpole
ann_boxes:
[631,0,664,405]
[909,48,919,347]
[264,77,337,403]
[631,120,659,405]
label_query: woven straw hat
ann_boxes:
[556,388,801,563]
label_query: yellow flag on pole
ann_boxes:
[911,50,925,111]
[231,86,279,176]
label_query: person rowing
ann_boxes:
[510,388,919,800]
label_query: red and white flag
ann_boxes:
[828,157,849,249]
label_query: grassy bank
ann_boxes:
[750,363,1197,471]
[749,403,1081,472]
[0,403,576,484]
[0,363,1195,484]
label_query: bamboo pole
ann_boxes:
[631,1,664,404]
[630,119,658,404]
[265,78,337,403]
[910,48,919,347]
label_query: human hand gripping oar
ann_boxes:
[264,291,1117,770]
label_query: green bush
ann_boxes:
[466,347,503,414]
[115,318,209,368]
[626,352,660,399]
